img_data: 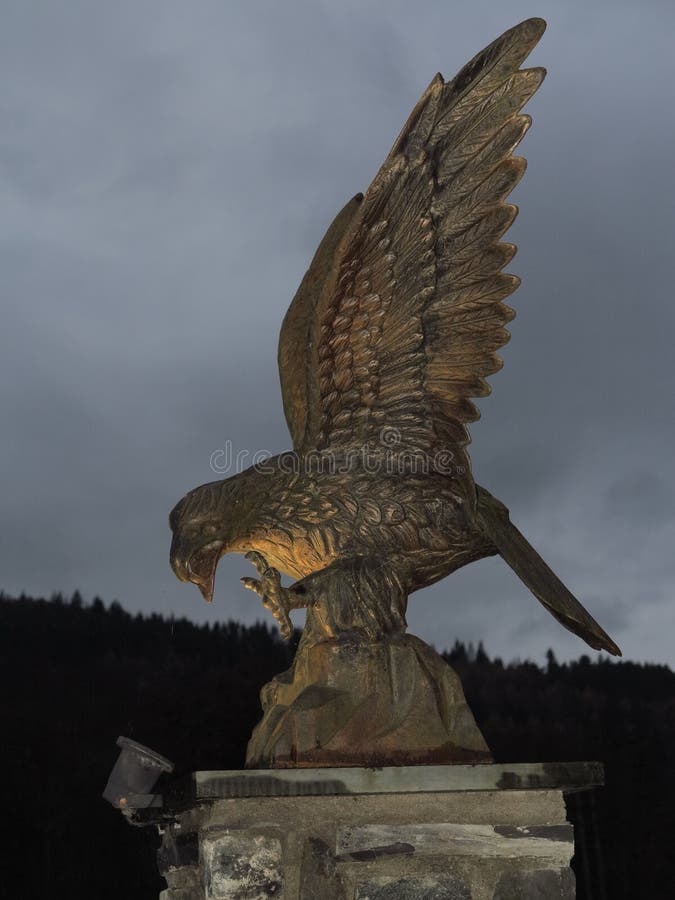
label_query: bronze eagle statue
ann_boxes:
[169,18,620,658]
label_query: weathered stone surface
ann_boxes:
[337,823,573,864]
[188,761,603,801]
[201,831,282,899]
[493,867,576,899]
[154,765,595,899]
[299,837,348,900]
[355,874,471,899]
[160,863,202,900]
[158,828,199,874]
[246,633,491,768]
[159,887,203,900]
[163,864,202,888]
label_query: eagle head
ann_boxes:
[169,480,233,603]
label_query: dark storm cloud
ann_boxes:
[1,0,673,664]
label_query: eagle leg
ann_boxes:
[240,550,305,640]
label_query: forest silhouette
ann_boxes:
[2,591,673,899]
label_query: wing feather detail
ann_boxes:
[278,194,363,448]
[279,18,547,457]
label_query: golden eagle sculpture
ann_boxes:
[169,18,620,767]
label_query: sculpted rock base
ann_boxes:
[246,631,491,768]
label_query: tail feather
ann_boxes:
[475,486,621,656]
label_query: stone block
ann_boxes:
[158,829,199,874]
[355,875,471,899]
[189,761,602,801]
[299,837,348,900]
[161,863,202,898]
[201,831,282,899]
[493,867,576,899]
[160,889,204,900]
[337,823,573,864]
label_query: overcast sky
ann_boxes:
[1,0,673,666]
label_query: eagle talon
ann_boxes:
[241,552,293,640]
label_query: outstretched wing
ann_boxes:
[278,17,546,458]
[278,194,363,449]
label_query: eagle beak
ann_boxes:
[170,538,224,604]
[196,579,215,604]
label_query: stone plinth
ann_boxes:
[157,762,602,900]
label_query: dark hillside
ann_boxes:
[1,592,673,899]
